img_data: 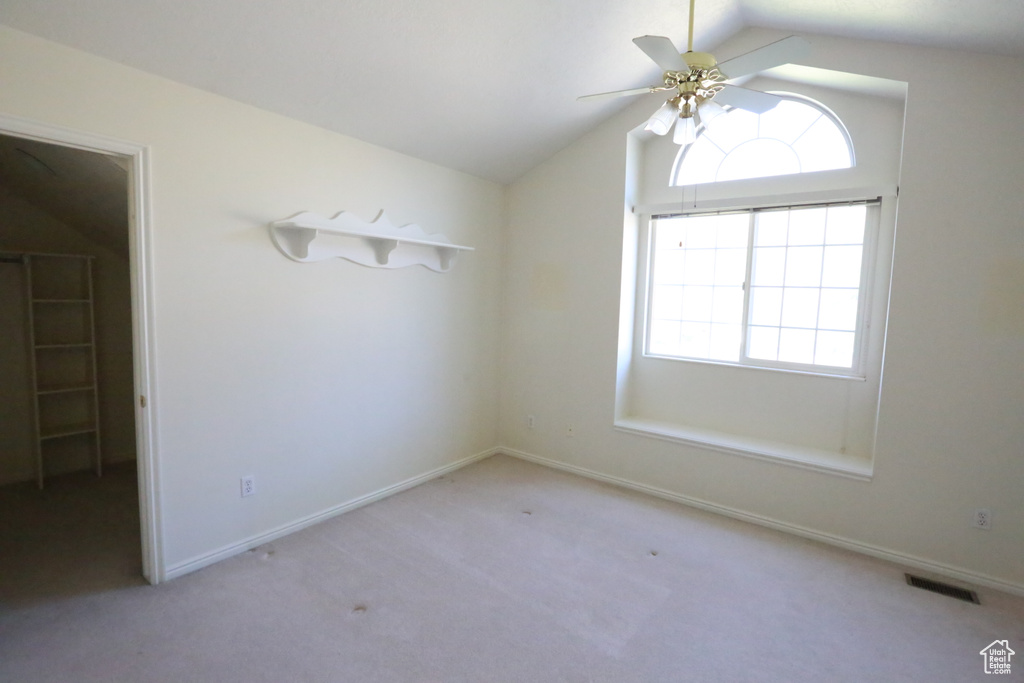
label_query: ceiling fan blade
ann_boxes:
[716,36,810,80]
[577,86,656,102]
[633,35,689,72]
[713,85,785,114]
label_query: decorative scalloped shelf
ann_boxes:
[270,210,473,273]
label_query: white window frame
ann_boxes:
[617,80,904,478]
[643,198,881,379]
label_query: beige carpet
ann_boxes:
[1,455,1022,682]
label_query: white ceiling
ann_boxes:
[1,0,1022,184]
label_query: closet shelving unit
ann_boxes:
[19,253,102,489]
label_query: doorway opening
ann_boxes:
[0,117,159,585]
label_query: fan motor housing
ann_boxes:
[683,51,717,69]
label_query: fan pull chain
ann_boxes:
[680,183,685,212]
[680,182,698,213]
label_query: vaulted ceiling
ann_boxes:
[1,1,1022,184]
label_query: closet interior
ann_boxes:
[0,134,135,489]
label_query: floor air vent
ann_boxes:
[905,574,980,604]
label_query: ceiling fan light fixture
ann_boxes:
[644,99,680,136]
[578,0,809,150]
[673,114,696,145]
[696,98,728,127]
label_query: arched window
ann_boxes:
[671,94,854,186]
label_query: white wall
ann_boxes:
[0,26,503,575]
[502,28,1024,591]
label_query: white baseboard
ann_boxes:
[164,447,500,581]
[500,446,1024,598]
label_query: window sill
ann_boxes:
[642,352,868,381]
[614,417,873,481]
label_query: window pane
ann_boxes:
[716,221,749,248]
[749,286,782,326]
[755,211,789,246]
[655,221,687,250]
[709,323,741,361]
[649,320,681,355]
[825,205,866,244]
[781,288,820,329]
[758,100,821,144]
[653,250,686,285]
[650,214,754,362]
[792,116,851,172]
[650,284,683,320]
[681,285,714,321]
[703,108,759,153]
[818,288,859,331]
[683,250,716,284]
[679,322,711,358]
[747,326,779,360]
[778,328,816,364]
[715,247,747,285]
[712,286,744,324]
[783,246,823,287]
[673,138,724,186]
[815,330,855,368]
[717,139,800,182]
[821,245,863,288]
[787,208,827,245]
[752,247,786,286]
[685,220,718,248]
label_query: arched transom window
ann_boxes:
[671,94,854,187]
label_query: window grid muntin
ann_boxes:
[646,200,878,377]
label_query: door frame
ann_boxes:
[0,114,163,583]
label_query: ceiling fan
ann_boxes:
[579,0,810,145]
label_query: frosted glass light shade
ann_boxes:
[645,101,679,136]
[673,116,696,145]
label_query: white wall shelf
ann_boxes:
[270,210,473,273]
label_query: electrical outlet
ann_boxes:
[241,475,256,498]
[566,423,575,437]
[527,415,535,429]
[973,508,992,530]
